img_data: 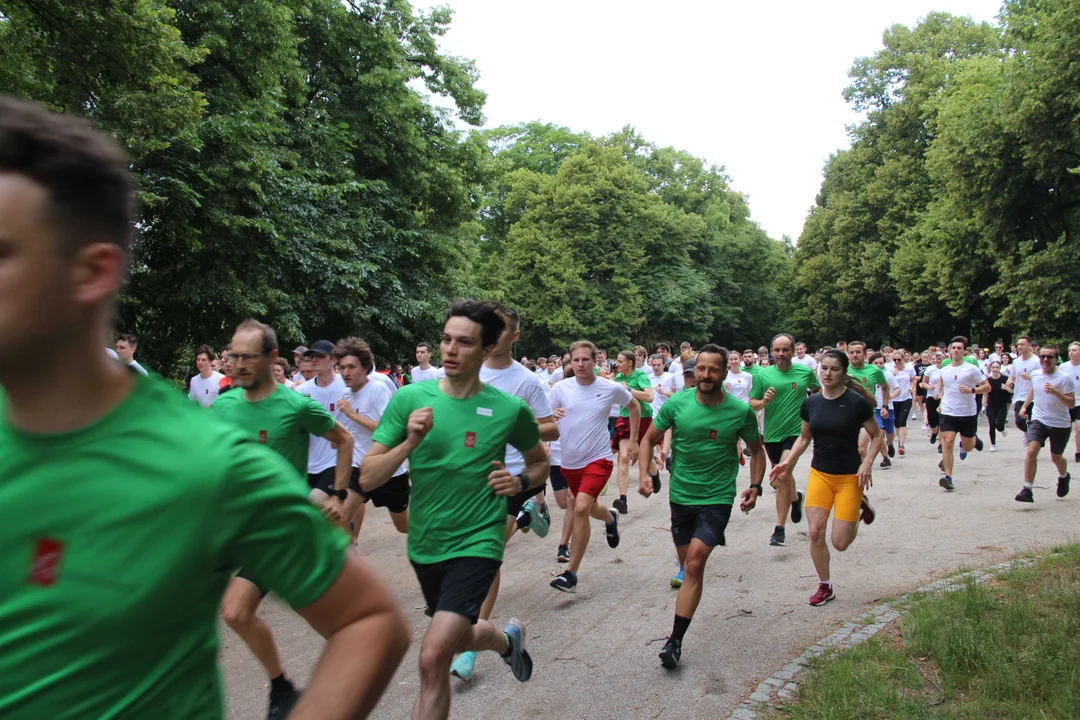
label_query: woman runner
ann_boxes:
[769,350,883,606]
[985,361,1012,451]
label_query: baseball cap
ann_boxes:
[293,345,308,354]
[306,340,334,356]
[683,358,696,374]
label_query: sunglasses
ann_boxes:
[1040,354,1057,360]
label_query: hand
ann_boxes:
[1021,372,1031,380]
[1044,382,1054,394]
[881,408,890,419]
[857,464,874,490]
[763,387,776,405]
[638,471,653,497]
[768,461,791,486]
[337,396,354,417]
[658,450,668,468]
[739,486,760,513]
[320,496,344,524]
[406,407,434,447]
[552,407,566,421]
[487,461,520,496]
[1019,407,1029,419]
[629,440,639,466]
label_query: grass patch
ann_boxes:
[773,544,1080,720]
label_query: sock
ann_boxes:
[500,632,512,656]
[1025,482,1033,489]
[270,674,292,693]
[671,614,692,642]
[620,494,627,503]
[821,580,832,588]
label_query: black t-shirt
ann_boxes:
[987,376,1011,409]
[800,388,875,475]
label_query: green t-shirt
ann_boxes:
[211,383,335,478]
[848,363,889,399]
[748,364,820,443]
[372,381,540,564]
[615,369,653,418]
[0,375,348,719]
[941,357,978,367]
[652,390,760,505]
[744,363,761,377]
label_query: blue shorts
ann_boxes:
[876,408,896,434]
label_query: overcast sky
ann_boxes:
[412,0,1003,242]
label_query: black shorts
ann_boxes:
[1024,420,1072,456]
[926,397,941,427]
[307,467,336,495]
[940,414,978,438]
[893,399,913,428]
[549,465,568,492]
[357,471,410,514]
[1071,406,1080,423]
[506,481,546,517]
[765,436,798,466]
[916,386,927,398]
[670,502,731,548]
[234,568,270,598]
[411,557,502,624]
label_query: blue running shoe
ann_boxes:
[671,566,684,589]
[502,618,533,682]
[960,448,968,461]
[521,499,550,538]
[450,651,477,681]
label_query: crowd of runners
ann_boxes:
[4,98,1080,720]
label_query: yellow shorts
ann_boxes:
[805,467,862,523]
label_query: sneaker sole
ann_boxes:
[939,478,954,491]
[550,582,577,594]
[659,650,679,669]
[769,539,786,547]
[504,618,532,682]
[809,593,836,607]
[670,579,683,589]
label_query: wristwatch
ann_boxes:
[748,483,763,493]
[330,488,348,501]
[516,473,530,493]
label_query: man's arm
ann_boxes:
[488,441,550,496]
[536,415,559,442]
[361,407,432,492]
[291,554,410,720]
[1020,388,1034,417]
[318,422,354,523]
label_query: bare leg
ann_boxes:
[413,612,508,720]
[806,507,830,582]
[673,540,714,619]
[1051,452,1068,477]
[942,431,957,476]
[617,438,631,497]
[221,578,282,678]
[567,493,612,574]
[1024,441,1040,484]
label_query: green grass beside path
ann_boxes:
[774,544,1080,720]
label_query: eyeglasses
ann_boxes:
[228,351,268,364]
[1040,355,1057,361]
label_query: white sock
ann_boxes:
[1024,482,1033,489]
[821,580,832,588]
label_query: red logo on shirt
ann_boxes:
[258,430,267,444]
[709,429,717,440]
[465,431,477,448]
[28,538,65,587]
[791,382,797,390]
[330,403,336,412]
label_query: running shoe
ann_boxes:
[1001,426,1007,437]
[930,431,938,444]
[612,497,628,515]
[808,582,835,606]
[860,497,875,525]
[502,618,533,682]
[887,443,896,458]
[939,475,955,491]
[659,637,682,669]
[1075,452,1080,463]
[671,566,684,588]
[450,651,477,681]
[922,422,929,431]
[651,472,662,494]
[605,510,620,548]
[1015,486,1034,503]
[937,444,943,454]
[790,490,804,524]
[1057,473,1071,498]
[990,444,997,452]
[521,499,549,538]
[898,444,905,456]
[938,459,945,471]
[974,436,984,452]
[769,525,786,547]
[267,685,300,720]
[550,570,577,593]
[880,457,892,468]
[959,449,968,461]
[556,544,570,563]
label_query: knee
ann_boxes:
[418,646,452,679]
[683,554,706,579]
[573,501,593,519]
[832,536,852,552]
[554,493,569,510]
[222,600,253,634]
[808,523,827,544]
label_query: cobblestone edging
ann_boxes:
[725,556,1041,720]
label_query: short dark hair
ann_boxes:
[697,343,728,364]
[656,343,671,354]
[117,333,137,348]
[1018,335,1032,344]
[495,304,521,332]
[333,337,375,371]
[1040,344,1059,358]
[416,342,431,351]
[234,319,278,353]
[0,96,134,253]
[950,335,968,347]
[771,333,795,350]
[848,340,866,350]
[195,344,215,362]
[446,300,505,348]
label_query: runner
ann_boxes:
[748,333,819,547]
[638,344,766,668]
[332,337,410,540]
[913,350,931,430]
[922,351,945,451]
[724,348,754,465]
[188,344,225,407]
[647,353,678,473]
[362,300,546,720]
[1015,345,1075,502]
[934,336,989,491]
[214,323,357,716]
[1007,336,1040,433]
[547,341,642,593]
[889,350,916,456]
[412,342,445,382]
[1067,342,1080,463]
[792,341,818,372]
[0,97,407,720]
[845,342,891,460]
[450,304,560,682]
[549,356,576,564]
[986,361,1013,451]
[612,350,656,515]
[115,333,149,376]
[869,352,899,468]
[769,350,883,606]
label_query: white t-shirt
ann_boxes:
[548,366,564,385]
[792,355,817,372]
[128,360,148,376]
[891,364,916,403]
[188,371,225,407]
[924,366,943,399]
[668,359,684,390]
[1029,369,1075,428]
[480,361,552,475]
[988,352,1002,364]
[1011,353,1041,400]
[296,374,347,473]
[535,368,550,384]
[723,371,753,404]
[411,365,444,382]
[647,370,677,414]
[369,371,398,394]
[291,371,305,384]
[875,369,899,410]
[548,376,633,470]
[939,363,986,417]
[1064,361,1080,408]
[339,380,407,475]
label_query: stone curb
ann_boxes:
[725,555,1041,720]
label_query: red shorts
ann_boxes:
[611,416,653,453]
[561,459,614,500]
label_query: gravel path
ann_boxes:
[221,418,1077,719]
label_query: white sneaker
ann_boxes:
[922,423,929,431]
[1002,427,1007,437]
[990,444,997,452]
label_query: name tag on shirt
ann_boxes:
[476,407,493,417]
